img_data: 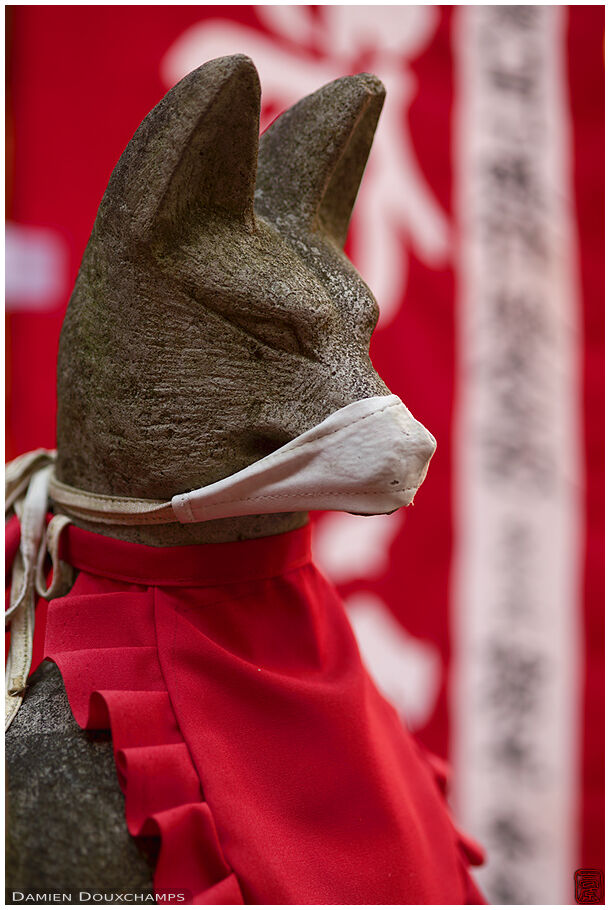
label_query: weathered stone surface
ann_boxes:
[6,662,155,899]
[9,55,389,894]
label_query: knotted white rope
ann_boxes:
[5,450,73,731]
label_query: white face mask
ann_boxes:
[47,394,436,525]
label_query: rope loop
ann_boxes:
[5,452,72,731]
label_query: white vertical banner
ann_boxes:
[452,6,584,904]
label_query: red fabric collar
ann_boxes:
[58,522,312,587]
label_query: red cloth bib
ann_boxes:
[8,518,486,904]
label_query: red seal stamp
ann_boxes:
[575,870,604,904]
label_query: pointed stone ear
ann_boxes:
[255,73,385,248]
[98,55,261,243]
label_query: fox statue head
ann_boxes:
[56,55,406,544]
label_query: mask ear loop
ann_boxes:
[5,466,52,623]
[35,514,74,601]
[5,531,32,731]
[5,448,55,515]
[5,465,73,732]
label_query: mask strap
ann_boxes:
[36,514,75,600]
[6,448,56,514]
[5,542,32,731]
[5,459,73,731]
[48,475,175,526]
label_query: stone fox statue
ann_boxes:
[6,56,485,903]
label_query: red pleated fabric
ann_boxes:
[9,519,486,904]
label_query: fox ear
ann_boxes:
[255,73,385,248]
[97,55,261,243]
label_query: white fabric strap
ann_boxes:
[6,465,53,622]
[5,456,73,731]
[35,514,75,601]
[6,448,55,515]
[47,475,174,526]
[5,546,32,731]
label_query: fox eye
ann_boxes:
[248,317,303,355]
[230,313,304,356]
